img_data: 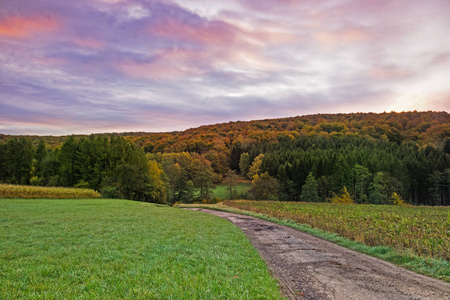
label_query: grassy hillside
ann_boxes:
[0,199,284,299]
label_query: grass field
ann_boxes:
[0,199,284,299]
[0,184,101,199]
[212,184,251,199]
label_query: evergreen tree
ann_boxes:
[369,172,387,204]
[352,164,371,204]
[300,172,320,202]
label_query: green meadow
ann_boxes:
[0,199,284,299]
[211,184,251,200]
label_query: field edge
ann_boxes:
[178,202,450,283]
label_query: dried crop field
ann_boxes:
[224,200,450,261]
[0,184,101,199]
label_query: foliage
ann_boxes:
[0,135,166,203]
[223,200,450,262]
[0,184,101,199]
[300,172,320,202]
[247,153,264,180]
[239,152,251,176]
[330,187,354,204]
[1,111,449,206]
[390,192,408,206]
[151,152,215,204]
[0,199,285,299]
[251,172,279,200]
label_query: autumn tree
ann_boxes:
[239,152,251,176]
[330,187,354,204]
[251,172,279,200]
[247,153,264,179]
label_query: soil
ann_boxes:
[187,208,450,300]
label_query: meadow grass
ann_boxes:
[0,199,285,299]
[211,184,251,199]
[181,202,450,282]
[0,184,101,199]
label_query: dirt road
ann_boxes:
[188,208,450,300]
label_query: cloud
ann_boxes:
[0,15,60,38]
[0,0,449,135]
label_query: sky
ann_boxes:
[0,0,449,135]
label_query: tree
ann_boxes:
[317,175,335,202]
[277,164,296,201]
[188,154,215,201]
[369,172,388,204]
[146,160,167,204]
[300,172,320,202]
[58,135,80,186]
[204,150,229,176]
[428,170,443,206]
[330,187,354,204]
[352,164,371,204]
[443,137,450,155]
[247,153,264,179]
[115,163,147,201]
[239,152,251,176]
[390,192,407,206]
[226,170,238,200]
[251,172,279,200]
[3,138,35,184]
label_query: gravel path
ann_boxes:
[187,208,450,300]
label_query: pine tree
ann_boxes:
[300,172,320,202]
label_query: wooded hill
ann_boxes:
[1,111,449,205]
[1,111,449,150]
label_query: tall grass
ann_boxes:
[0,199,284,299]
[0,184,101,199]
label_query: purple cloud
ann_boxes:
[0,0,449,135]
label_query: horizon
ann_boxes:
[1,0,450,135]
[1,110,447,137]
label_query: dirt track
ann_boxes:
[188,208,450,300]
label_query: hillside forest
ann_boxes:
[0,111,449,206]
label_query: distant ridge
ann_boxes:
[1,111,449,150]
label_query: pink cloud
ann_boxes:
[150,17,237,46]
[314,28,370,47]
[368,65,413,80]
[117,49,205,80]
[72,37,106,50]
[0,15,60,38]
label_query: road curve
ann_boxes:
[187,208,450,300]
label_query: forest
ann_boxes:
[0,111,449,205]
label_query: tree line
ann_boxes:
[0,135,166,203]
[0,135,221,204]
[1,112,449,206]
[234,134,450,206]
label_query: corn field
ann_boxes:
[0,184,101,199]
[224,200,450,261]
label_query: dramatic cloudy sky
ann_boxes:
[1,0,449,135]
